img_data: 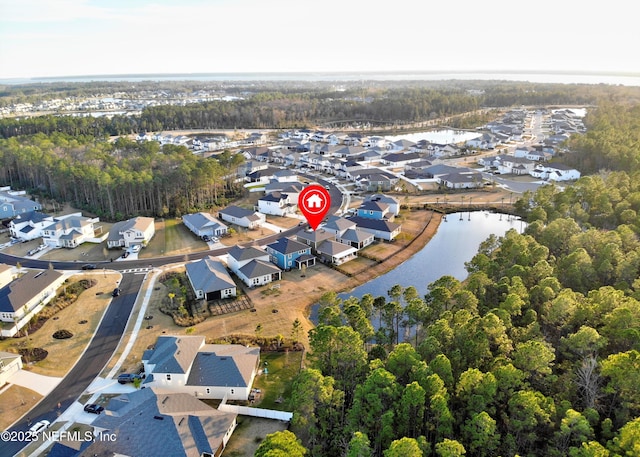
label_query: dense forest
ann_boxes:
[2,80,640,138]
[287,110,640,455]
[0,134,244,219]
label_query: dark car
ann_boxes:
[202,235,211,242]
[112,288,120,297]
[121,251,129,258]
[84,403,104,414]
[117,373,142,384]
[81,264,97,270]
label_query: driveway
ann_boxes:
[7,370,62,397]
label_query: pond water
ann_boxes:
[309,211,524,322]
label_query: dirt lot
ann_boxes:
[0,384,43,432]
[220,417,289,457]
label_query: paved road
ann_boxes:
[0,273,145,457]
[0,179,343,456]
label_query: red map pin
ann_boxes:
[299,184,331,231]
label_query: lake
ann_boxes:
[385,129,482,145]
[309,211,524,322]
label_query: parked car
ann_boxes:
[29,419,50,435]
[131,244,141,253]
[81,264,97,270]
[112,288,120,297]
[202,235,211,242]
[121,251,129,258]
[83,404,104,414]
[117,373,142,384]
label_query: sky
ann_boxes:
[0,0,638,80]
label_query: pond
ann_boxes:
[309,211,525,322]
[385,129,482,145]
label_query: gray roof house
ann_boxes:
[142,335,260,401]
[0,269,65,337]
[226,246,282,287]
[0,186,42,219]
[348,216,402,241]
[219,205,265,229]
[84,387,238,457]
[182,212,228,238]
[185,257,236,301]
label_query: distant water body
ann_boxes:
[3,71,640,86]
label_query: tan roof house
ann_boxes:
[107,216,155,249]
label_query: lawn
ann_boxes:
[141,217,209,258]
[252,351,304,411]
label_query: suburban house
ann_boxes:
[0,352,23,387]
[8,211,54,242]
[0,269,65,337]
[247,166,281,183]
[226,245,282,287]
[264,183,303,205]
[380,152,422,167]
[185,257,236,301]
[219,206,265,229]
[296,228,336,252]
[41,213,100,248]
[265,237,314,270]
[0,187,42,219]
[321,216,357,238]
[348,216,402,241]
[497,156,536,175]
[182,212,228,238]
[83,388,238,457]
[316,240,358,265]
[337,228,375,250]
[531,163,581,181]
[142,335,260,400]
[257,192,296,217]
[367,194,400,216]
[357,200,391,220]
[354,169,399,192]
[107,216,155,249]
[438,171,485,189]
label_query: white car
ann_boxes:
[29,419,50,435]
[131,245,142,253]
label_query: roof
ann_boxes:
[239,259,281,279]
[185,257,235,294]
[0,269,63,313]
[383,152,421,162]
[219,205,259,220]
[182,212,227,232]
[107,217,154,241]
[259,192,288,203]
[440,171,483,184]
[142,336,204,374]
[186,345,260,388]
[322,215,357,233]
[358,200,389,213]
[10,210,50,224]
[227,245,267,262]
[296,228,336,243]
[348,216,402,233]
[340,228,374,243]
[266,237,310,255]
[85,388,237,457]
[43,216,92,233]
[317,240,358,256]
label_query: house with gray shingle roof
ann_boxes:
[142,335,260,400]
[219,205,265,229]
[182,212,228,238]
[0,186,42,219]
[8,211,54,242]
[85,388,238,457]
[107,216,155,249]
[266,237,314,270]
[316,240,358,265]
[296,228,336,252]
[0,269,65,337]
[337,228,374,250]
[41,213,99,248]
[226,246,282,287]
[348,216,402,241]
[186,257,236,301]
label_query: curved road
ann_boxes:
[0,178,341,456]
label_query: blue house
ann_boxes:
[265,237,314,270]
[356,200,390,220]
[0,187,42,219]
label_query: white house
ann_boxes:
[182,212,228,238]
[41,213,99,248]
[348,216,402,241]
[0,352,23,387]
[316,240,358,265]
[107,217,155,249]
[8,211,54,242]
[142,335,260,401]
[531,163,581,181]
[367,194,400,216]
[226,245,281,287]
[219,206,265,229]
[257,192,296,216]
[0,269,65,337]
[185,257,236,301]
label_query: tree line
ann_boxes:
[0,133,243,220]
[284,104,640,456]
[3,81,640,139]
